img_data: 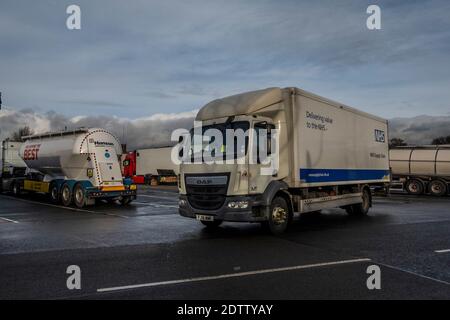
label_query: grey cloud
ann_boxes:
[0,108,196,151]
[1,0,450,119]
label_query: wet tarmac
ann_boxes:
[0,186,449,299]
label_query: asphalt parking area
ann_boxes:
[0,187,449,299]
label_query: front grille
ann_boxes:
[185,174,229,210]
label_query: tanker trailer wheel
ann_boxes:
[346,188,371,216]
[49,183,60,204]
[12,182,21,197]
[264,196,290,235]
[61,183,73,207]
[119,196,132,205]
[73,183,86,208]
[429,180,447,197]
[405,179,424,195]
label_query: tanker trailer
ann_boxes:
[390,145,450,196]
[12,128,136,207]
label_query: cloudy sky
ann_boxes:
[1,0,450,117]
[0,0,450,147]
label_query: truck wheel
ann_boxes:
[12,182,21,196]
[347,188,370,216]
[266,196,290,235]
[119,196,132,205]
[429,180,447,196]
[49,184,60,203]
[61,184,73,207]
[201,220,223,228]
[405,179,424,195]
[73,184,86,208]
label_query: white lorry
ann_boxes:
[178,87,390,234]
[136,147,179,184]
[0,140,27,192]
[390,145,450,196]
[4,128,136,207]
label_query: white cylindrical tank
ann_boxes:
[389,146,450,177]
[19,128,124,186]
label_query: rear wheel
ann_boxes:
[265,196,290,235]
[200,220,223,228]
[73,184,86,208]
[61,184,72,207]
[429,180,447,196]
[405,179,424,195]
[347,188,371,216]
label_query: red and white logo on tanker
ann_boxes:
[23,144,41,160]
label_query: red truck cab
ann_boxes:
[122,151,145,184]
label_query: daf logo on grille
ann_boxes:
[186,176,228,186]
[196,179,213,185]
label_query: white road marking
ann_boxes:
[435,249,450,253]
[97,258,371,293]
[0,195,129,218]
[133,201,178,209]
[0,217,19,224]
[375,261,450,286]
[138,194,178,201]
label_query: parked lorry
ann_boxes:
[178,87,390,234]
[3,128,136,207]
[0,140,27,192]
[122,147,179,185]
[389,145,450,196]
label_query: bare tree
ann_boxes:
[389,137,407,148]
[431,136,450,145]
[10,126,33,141]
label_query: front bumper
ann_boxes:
[178,194,268,222]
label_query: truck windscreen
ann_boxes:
[189,121,249,162]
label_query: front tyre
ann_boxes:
[73,184,86,208]
[265,196,290,235]
[12,182,21,196]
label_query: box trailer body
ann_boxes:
[390,145,450,196]
[135,147,179,185]
[178,87,390,234]
[6,128,136,207]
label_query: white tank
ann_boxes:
[390,146,450,177]
[19,128,124,187]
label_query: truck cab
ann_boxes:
[179,113,281,216]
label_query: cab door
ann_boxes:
[248,121,277,194]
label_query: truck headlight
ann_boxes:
[237,201,249,209]
[228,201,248,209]
[179,199,187,207]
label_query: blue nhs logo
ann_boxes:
[374,129,385,143]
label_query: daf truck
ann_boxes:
[178,87,390,234]
[5,128,136,207]
[390,145,450,196]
